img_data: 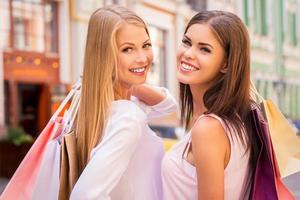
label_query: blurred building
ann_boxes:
[0,0,299,136]
[69,0,300,121]
[0,0,71,137]
[0,0,190,135]
[0,0,58,136]
[68,0,195,97]
[65,0,195,127]
[217,0,300,120]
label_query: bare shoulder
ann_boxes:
[190,116,231,198]
[191,115,230,164]
[191,115,227,142]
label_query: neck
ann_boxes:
[114,81,132,100]
[189,84,207,116]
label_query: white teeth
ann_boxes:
[181,63,198,71]
[129,67,146,73]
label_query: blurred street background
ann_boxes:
[0,0,299,198]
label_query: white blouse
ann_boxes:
[70,88,177,200]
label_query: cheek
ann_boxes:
[147,50,153,62]
[176,46,185,61]
[117,57,130,77]
[209,55,224,72]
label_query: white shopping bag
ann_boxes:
[31,139,61,200]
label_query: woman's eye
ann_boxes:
[182,39,191,46]
[200,47,211,53]
[143,43,152,48]
[122,47,133,53]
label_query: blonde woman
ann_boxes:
[69,5,177,200]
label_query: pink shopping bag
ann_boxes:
[0,117,63,200]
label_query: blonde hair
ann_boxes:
[76,5,149,173]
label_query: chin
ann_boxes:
[135,80,146,85]
[130,78,147,86]
[178,80,191,85]
[177,73,191,85]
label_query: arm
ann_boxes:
[191,116,230,200]
[131,84,178,120]
[70,109,145,200]
[131,84,165,106]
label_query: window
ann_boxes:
[265,81,272,99]
[45,3,58,52]
[0,0,10,48]
[292,85,299,118]
[297,87,300,118]
[147,26,166,87]
[71,0,104,20]
[288,12,298,46]
[104,0,119,5]
[4,81,10,125]
[287,85,298,118]
[242,0,249,26]
[11,0,58,52]
[253,0,267,35]
[186,0,206,11]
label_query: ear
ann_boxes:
[220,62,228,74]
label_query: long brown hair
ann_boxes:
[179,11,258,170]
[76,5,149,174]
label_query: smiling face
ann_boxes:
[177,23,226,89]
[116,23,153,88]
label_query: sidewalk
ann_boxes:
[283,171,300,199]
[0,173,299,198]
[0,177,9,194]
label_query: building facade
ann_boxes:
[0,0,190,135]
[0,0,72,137]
[1,0,299,136]
[68,0,195,96]
[69,0,300,120]
[203,0,300,119]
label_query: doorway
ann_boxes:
[17,83,50,137]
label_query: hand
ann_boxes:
[131,84,165,106]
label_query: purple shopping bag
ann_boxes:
[249,107,294,200]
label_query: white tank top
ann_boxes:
[162,114,250,200]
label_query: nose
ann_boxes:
[183,46,196,60]
[135,50,147,63]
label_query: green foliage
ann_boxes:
[3,126,33,146]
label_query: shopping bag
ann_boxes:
[262,100,300,177]
[31,137,61,200]
[32,130,79,200]
[58,86,81,200]
[0,79,81,200]
[249,106,295,200]
[32,82,81,200]
[0,118,63,200]
[58,130,79,200]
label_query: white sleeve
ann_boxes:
[70,110,145,200]
[131,87,178,121]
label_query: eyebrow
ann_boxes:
[184,35,214,49]
[119,39,151,48]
